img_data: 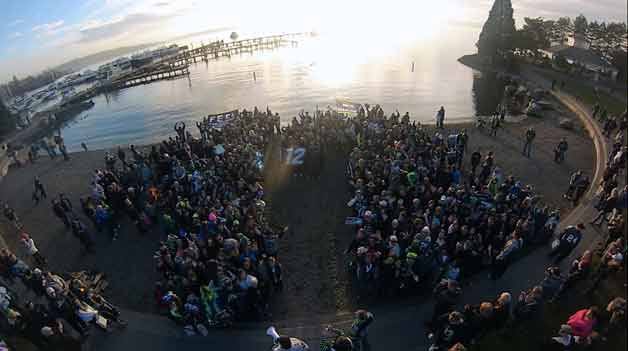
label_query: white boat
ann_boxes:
[98,57,133,82]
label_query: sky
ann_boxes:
[1,0,627,82]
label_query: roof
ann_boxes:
[550,46,609,68]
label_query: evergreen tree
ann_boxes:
[0,99,16,136]
[573,14,588,35]
[477,0,517,58]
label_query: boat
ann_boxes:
[131,51,155,68]
[98,57,133,82]
[40,90,57,102]
[59,87,76,104]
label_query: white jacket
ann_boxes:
[21,238,39,255]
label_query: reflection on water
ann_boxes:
[59,25,498,152]
[471,71,506,116]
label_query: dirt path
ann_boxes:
[264,144,351,321]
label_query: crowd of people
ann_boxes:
[0,246,125,350]
[343,104,562,302]
[426,251,625,351]
[0,95,624,350]
[76,108,297,334]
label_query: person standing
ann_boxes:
[489,114,500,137]
[34,177,47,201]
[431,280,461,324]
[522,127,536,158]
[591,188,618,226]
[470,150,482,175]
[563,170,582,200]
[51,199,70,228]
[58,194,74,224]
[436,106,446,129]
[549,224,585,263]
[19,233,47,267]
[350,309,374,351]
[71,218,94,252]
[554,138,569,163]
[571,175,590,206]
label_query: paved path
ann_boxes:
[86,88,611,351]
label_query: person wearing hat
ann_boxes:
[549,223,585,263]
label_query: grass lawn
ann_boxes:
[564,85,626,116]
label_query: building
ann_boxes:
[543,33,619,80]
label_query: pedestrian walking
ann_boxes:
[3,204,22,230]
[70,218,94,252]
[554,138,568,163]
[19,233,47,267]
[522,127,536,158]
[34,177,47,200]
[52,199,70,228]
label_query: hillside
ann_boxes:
[53,43,160,73]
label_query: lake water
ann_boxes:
[59,23,504,152]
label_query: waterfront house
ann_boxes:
[542,33,619,80]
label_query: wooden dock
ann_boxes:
[102,64,191,91]
[168,33,307,67]
[52,32,310,107]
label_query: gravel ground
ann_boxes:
[0,97,594,320]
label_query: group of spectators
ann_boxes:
[0,247,125,350]
[343,104,561,302]
[426,246,625,351]
[79,108,293,334]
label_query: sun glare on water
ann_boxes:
[176,0,465,87]
[272,0,464,87]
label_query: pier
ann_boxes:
[102,64,191,91]
[51,32,309,108]
[167,33,306,67]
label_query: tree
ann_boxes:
[574,14,588,35]
[551,17,572,44]
[515,17,552,53]
[0,99,16,136]
[610,50,627,82]
[477,0,517,59]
